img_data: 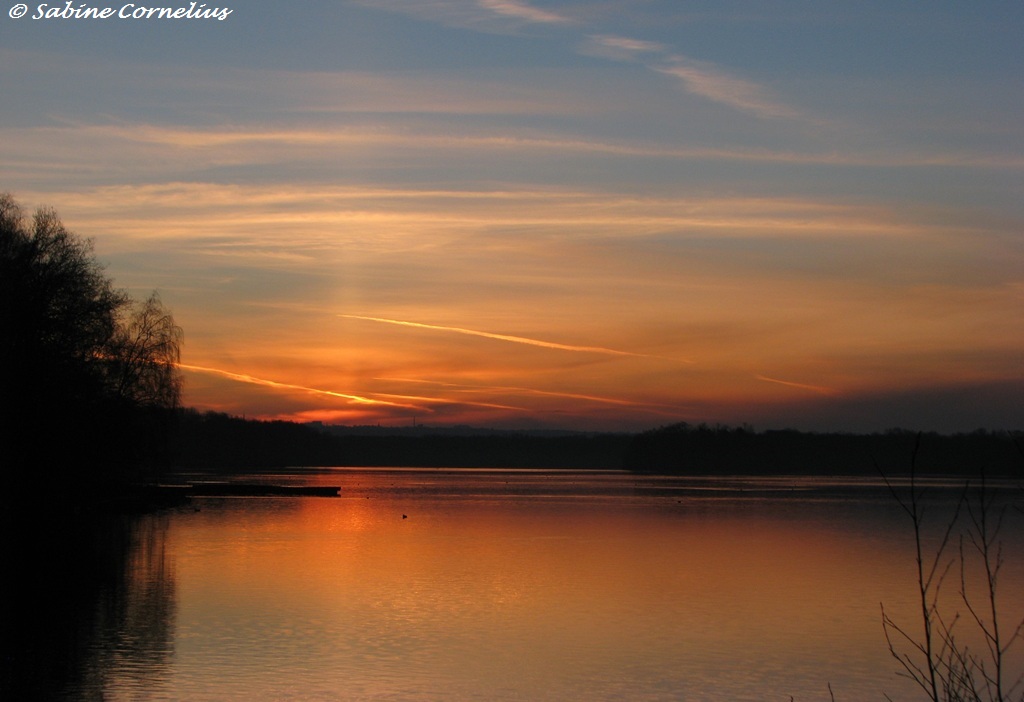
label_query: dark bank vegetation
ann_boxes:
[625,423,1023,477]
[168,413,1022,478]
[0,193,183,513]
[1,193,182,696]
[171,410,631,471]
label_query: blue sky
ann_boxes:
[2,1,1022,431]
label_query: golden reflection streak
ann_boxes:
[341,315,692,363]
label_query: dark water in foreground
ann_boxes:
[9,470,1024,701]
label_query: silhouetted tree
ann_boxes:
[0,193,182,495]
[881,443,1024,702]
[106,292,184,409]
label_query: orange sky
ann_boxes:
[2,2,1022,431]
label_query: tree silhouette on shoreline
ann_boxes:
[0,193,183,498]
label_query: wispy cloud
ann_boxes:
[354,1,801,120]
[477,0,569,24]
[654,60,803,120]
[341,314,691,362]
[351,0,569,33]
[39,181,983,245]
[8,121,1021,191]
[583,34,802,120]
[586,34,666,57]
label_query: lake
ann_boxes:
[34,470,1024,700]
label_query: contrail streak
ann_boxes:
[372,392,528,412]
[377,377,682,409]
[341,315,691,363]
[180,364,531,413]
[754,374,838,396]
[179,363,414,408]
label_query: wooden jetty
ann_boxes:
[185,483,341,497]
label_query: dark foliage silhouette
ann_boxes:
[107,292,184,409]
[169,414,1022,476]
[1,193,183,697]
[171,410,631,470]
[0,193,183,499]
[625,423,1022,476]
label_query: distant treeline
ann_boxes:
[171,411,1022,476]
[625,422,1022,476]
[172,410,629,471]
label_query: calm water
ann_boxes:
[57,471,1024,700]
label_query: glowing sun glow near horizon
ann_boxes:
[3,1,1022,432]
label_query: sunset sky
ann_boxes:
[2,1,1022,432]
